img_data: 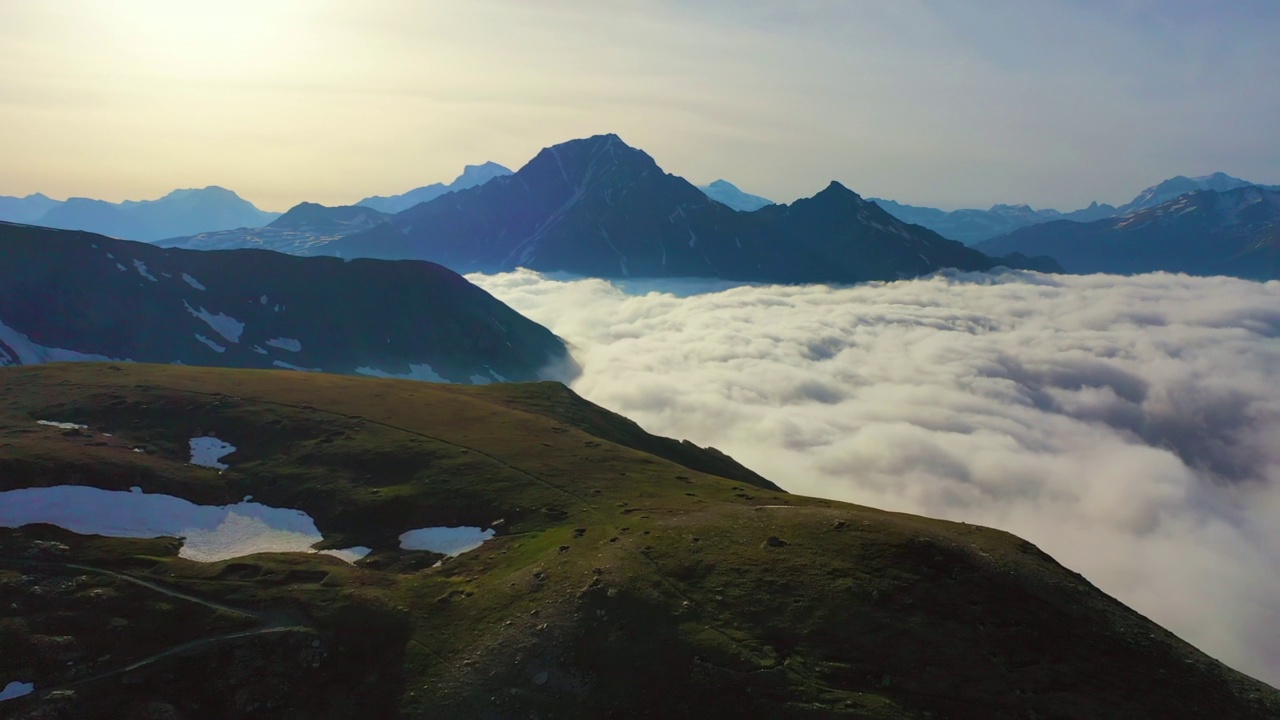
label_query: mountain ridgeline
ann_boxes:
[0,222,571,383]
[870,172,1280,245]
[977,186,1280,277]
[321,134,1058,281]
[357,161,514,214]
[869,198,1118,246]
[0,187,280,242]
[160,202,395,255]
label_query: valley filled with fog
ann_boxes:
[473,268,1280,685]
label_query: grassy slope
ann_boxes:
[0,362,1276,719]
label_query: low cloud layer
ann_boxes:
[471,269,1280,685]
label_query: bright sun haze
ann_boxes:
[1,1,1278,211]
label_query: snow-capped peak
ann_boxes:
[698,179,775,212]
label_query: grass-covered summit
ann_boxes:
[1,363,1276,719]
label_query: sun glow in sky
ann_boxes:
[1,1,1277,211]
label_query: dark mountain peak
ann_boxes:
[812,180,859,198]
[327,139,1007,283]
[803,181,865,207]
[582,132,624,145]
[512,134,671,204]
[281,200,325,214]
[528,133,652,171]
[270,202,387,230]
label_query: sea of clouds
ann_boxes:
[471,268,1280,685]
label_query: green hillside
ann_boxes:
[1,363,1276,719]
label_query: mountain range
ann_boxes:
[0,193,61,224]
[2,362,1277,718]
[976,186,1280,278]
[0,187,281,242]
[868,173,1280,245]
[0,222,571,382]
[869,198,1117,245]
[319,134,1057,281]
[0,165,515,244]
[356,161,513,214]
[160,202,394,254]
[7,158,1277,261]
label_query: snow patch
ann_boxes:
[265,337,301,352]
[272,360,320,372]
[355,364,448,382]
[398,527,494,556]
[0,681,33,702]
[260,295,268,305]
[252,345,268,355]
[468,374,491,385]
[182,273,206,290]
[37,420,88,430]
[0,485,368,564]
[116,263,126,271]
[132,260,158,282]
[189,436,236,470]
[183,300,244,343]
[0,318,124,365]
[194,334,226,353]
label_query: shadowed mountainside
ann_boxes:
[0,222,571,383]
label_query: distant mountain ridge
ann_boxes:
[1115,172,1272,215]
[0,192,61,224]
[162,202,395,254]
[321,134,1058,281]
[872,172,1279,244]
[0,221,571,382]
[975,186,1280,278]
[357,161,513,214]
[0,187,280,242]
[697,179,774,211]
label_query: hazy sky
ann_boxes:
[2,1,1277,212]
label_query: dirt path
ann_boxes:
[1,558,312,698]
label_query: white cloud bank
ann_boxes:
[471,268,1280,686]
